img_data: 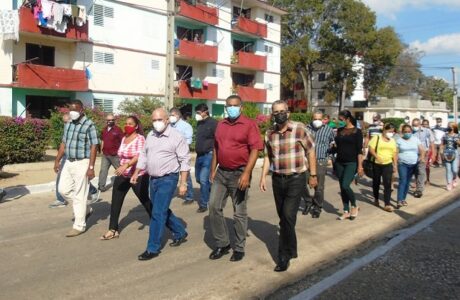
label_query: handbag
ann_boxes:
[363,135,380,178]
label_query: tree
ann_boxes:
[118,96,163,116]
[419,77,454,108]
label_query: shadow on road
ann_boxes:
[248,217,278,263]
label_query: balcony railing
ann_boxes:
[232,51,266,71]
[19,7,88,41]
[176,40,218,62]
[176,0,218,26]
[232,16,267,38]
[12,63,88,91]
[234,85,267,103]
[177,80,217,100]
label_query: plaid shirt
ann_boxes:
[62,116,99,159]
[265,121,315,175]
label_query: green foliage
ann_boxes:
[419,77,454,108]
[118,96,163,116]
[242,103,261,119]
[382,118,405,130]
[0,117,50,169]
[290,112,313,124]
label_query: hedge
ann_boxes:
[0,117,50,169]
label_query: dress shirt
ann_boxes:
[171,119,193,145]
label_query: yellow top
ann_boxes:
[369,134,397,165]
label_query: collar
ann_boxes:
[223,115,245,125]
[73,115,87,124]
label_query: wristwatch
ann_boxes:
[89,165,94,170]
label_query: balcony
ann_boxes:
[176,0,218,26]
[12,63,88,91]
[177,80,217,100]
[19,7,88,41]
[176,40,218,62]
[232,51,266,71]
[232,17,267,38]
[235,85,267,103]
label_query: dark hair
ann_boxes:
[169,107,182,117]
[126,115,144,135]
[338,110,356,125]
[383,123,395,131]
[226,94,242,103]
[195,103,208,113]
[401,124,412,132]
[70,99,83,108]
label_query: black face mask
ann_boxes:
[273,112,288,125]
[107,121,115,127]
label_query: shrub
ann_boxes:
[242,103,261,119]
[0,117,50,169]
[290,112,313,124]
[118,96,163,116]
[382,118,405,130]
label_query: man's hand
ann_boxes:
[130,172,139,184]
[308,176,318,188]
[178,184,187,196]
[238,171,251,190]
[54,160,60,173]
[209,170,216,184]
[87,168,95,180]
[259,176,267,192]
[357,167,364,177]
[115,164,128,176]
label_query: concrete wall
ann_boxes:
[0,40,13,85]
[0,88,13,116]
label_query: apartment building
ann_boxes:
[0,0,285,118]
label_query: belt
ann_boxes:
[67,158,87,162]
[218,166,244,172]
[150,172,178,179]
[272,172,305,179]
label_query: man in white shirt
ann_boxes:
[432,117,447,167]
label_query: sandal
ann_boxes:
[350,206,360,220]
[383,205,394,213]
[337,211,350,220]
[100,229,119,240]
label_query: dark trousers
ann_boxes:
[334,161,357,212]
[372,163,393,206]
[303,161,327,213]
[109,174,152,231]
[272,172,306,260]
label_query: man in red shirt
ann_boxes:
[208,95,264,262]
[99,114,123,192]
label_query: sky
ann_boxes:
[361,0,460,84]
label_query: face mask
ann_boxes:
[385,132,394,139]
[153,121,166,133]
[107,121,115,127]
[273,112,288,125]
[226,106,241,119]
[373,120,379,125]
[413,127,420,132]
[124,125,136,135]
[169,116,178,124]
[312,120,323,128]
[338,120,346,128]
[403,133,412,139]
[195,114,203,122]
[404,119,410,124]
[69,111,81,121]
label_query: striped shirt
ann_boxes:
[367,123,382,138]
[307,124,335,162]
[137,125,191,177]
[414,128,434,150]
[62,116,99,159]
[118,135,146,177]
[265,121,315,175]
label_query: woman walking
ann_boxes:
[396,125,425,208]
[334,110,364,220]
[100,116,152,240]
[368,123,398,212]
[440,122,460,191]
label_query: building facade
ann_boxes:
[0,0,285,118]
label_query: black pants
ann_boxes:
[372,163,393,206]
[272,172,306,260]
[109,174,152,231]
[302,161,327,213]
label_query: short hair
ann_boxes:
[412,118,420,123]
[372,113,381,120]
[383,123,395,131]
[195,103,209,113]
[401,124,412,132]
[422,119,429,124]
[313,110,324,116]
[271,100,288,110]
[169,107,182,117]
[70,99,83,108]
[226,95,242,103]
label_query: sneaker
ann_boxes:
[197,206,208,213]
[183,200,194,205]
[413,191,422,198]
[87,190,101,205]
[49,200,68,208]
[447,183,453,191]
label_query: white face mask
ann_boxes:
[169,116,178,124]
[153,121,166,133]
[385,132,394,139]
[69,111,81,121]
[195,114,203,121]
[312,120,323,128]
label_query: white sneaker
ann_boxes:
[87,191,101,205]
[49,200,68,208]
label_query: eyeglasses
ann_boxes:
[272,110,287,115]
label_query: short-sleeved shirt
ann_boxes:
[101,125,123,156]
[414,128,434,150]
[442,134,460,151]
[396,136,421,165]
[62,116,99,159]
[266,121,315,174]
[433,126,447,145]
[307,124,334,162]
[369,134,397,165]
[171,119,193,145]
[367,123,383,138]
[117,135,146,177]
[214,115,263,170]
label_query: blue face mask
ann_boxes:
[403,133,412,139]
[226,106,241,119]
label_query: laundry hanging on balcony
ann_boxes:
[0,10,19,41]
[190,77,203,89]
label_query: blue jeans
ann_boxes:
[186,173,194,201]
[444,152,459,184]
[147,173,187,253]
[56,156,97,203]
[397,162,417,201]
[195,152,212,208]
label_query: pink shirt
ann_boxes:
[117,135,146,177]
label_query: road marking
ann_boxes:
[291,199,460,300]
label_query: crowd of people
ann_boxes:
[49,97,458,273]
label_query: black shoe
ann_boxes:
[183,200,194,205]
[169,233,188,247]
[302,204,312,215]
[197,206,208,213]
[138,250,159,261]
[274,258,290,272]
[230,251,245,262]
[209,245,231,260]
[311,210,321,218]
[414,191,423,198]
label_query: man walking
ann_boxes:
[54,100,99,237]
[208,95,263,262]
[98,114,123,192]
[303,111,334,218]
[169,107,194,204]
[133,108,190,261]
[194,103,218,213]
[432,117,447,167]
[412,118,435,197]
[260,100,317,272]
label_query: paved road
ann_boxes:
[0,167,457,299]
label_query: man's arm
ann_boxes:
[308,148,318,188]
[176,135,191,196]
[54,143,66,173]
[87,145,97,180]
[210,147,218,183]
[259,155,270,192]
[239,149,259,190]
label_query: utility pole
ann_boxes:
[453,67,458,124]
[164,0,175,109]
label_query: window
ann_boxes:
[264,14,274,23]
[318,73,326,82]
[93,98,114,113]
[177,65,193,80]
[176,26,204,43]
[212,68,225,79]
[25,43,55,66]
[233,7,251,20]
[232,72,254,86]
[151,60,160,70]
[94,52,114,65]
[93,4,114,27]
[233,39,254,53]
[318,90,325,100]
[264,45,273,53]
